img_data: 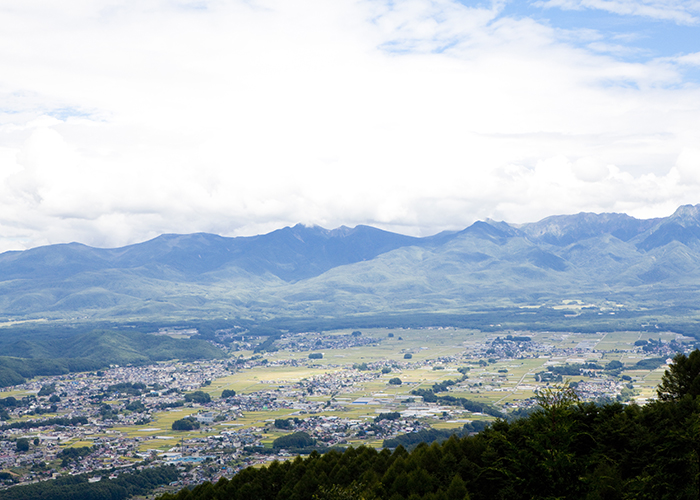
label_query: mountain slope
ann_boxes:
[2,205,700,320]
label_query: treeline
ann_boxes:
[381,421,490,450]
[410,389,504,418]
[232,307,700,340]
[0,465,179,500]
[0,416,87,431]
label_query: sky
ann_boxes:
[1,0,700,251]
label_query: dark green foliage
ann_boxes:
[172,417,200,431]
[158,391,700,500]
[403,353,413,359]
[184,391,211,404]
[254,336,279,353]
[58,446,92,466]
[411,388,438,403]
[506,335,531,342]
[107,382,147,395]
[1,465,178,500]
[37,383,56,396]
[352,331,362,337]
[388,378,402,385]
[275,418,302,429]
[548,363,583,376]
[432,380,456,393]
[99,403,116,419]
[375,412,401,423]
[157,400,185,409]
[658,350,700,401]
[16,438,29,452]
[605,360,624,370]
[125,400,146,412]
[462,420,489,433]
[383,428,463,449]
[0,396,18,407]
[272,431,316,449]
[410,389,504,418]
[0,357,94,388]
[221,389,237,398]
[309,353,323,359]
[57,446,92,460]
[634,357,666,370]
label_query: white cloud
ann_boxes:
[535,0,700,25]
[572,157,610,182]
[671,148,700,185]
[0,0,699,251]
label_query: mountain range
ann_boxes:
[3,205,700,322]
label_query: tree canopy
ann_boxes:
[657,350,700,401]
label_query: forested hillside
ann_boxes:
[158,351,700,500]
[0,330,224,387]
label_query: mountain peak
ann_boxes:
[669,204,700,227]
[520,211,657,245]
[635,204,700,251]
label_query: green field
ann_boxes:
[138,327,690,447]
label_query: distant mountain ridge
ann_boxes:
[0,224,425,282]
[3,205,700,320]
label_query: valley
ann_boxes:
[1,326,693,496]
[2,206,700,497]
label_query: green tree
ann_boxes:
[273,431,315,449]
[172,417,200,431]
[184,391,211,404]
[446,474,469,500]
[657,350,700,401]
[37,383,55,397]
[16,438,29,452]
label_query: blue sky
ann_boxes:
[0,0,699,251]
[503,2,699,59]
